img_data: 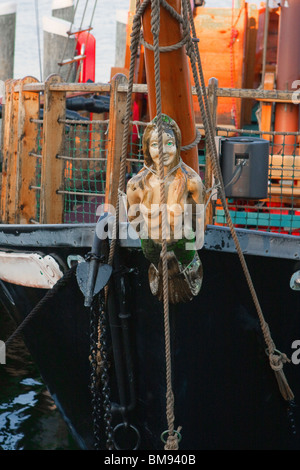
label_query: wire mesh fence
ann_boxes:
[54,117,300,234]
[59,118,109,223]
[2,79,300,236]
[212,127,300,235]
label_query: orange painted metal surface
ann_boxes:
[126,2,250,131]
[140,0,199,172]
[192,4,248,127]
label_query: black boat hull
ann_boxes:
[0,224,300,450]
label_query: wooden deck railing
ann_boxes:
[1,74,300,232]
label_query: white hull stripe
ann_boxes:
[0,252,63,289]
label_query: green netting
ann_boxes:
[34,124,43,223]
[211,127,300,235]
[62,118,109,224]
[30,98,300,235]
[127,121,146,179]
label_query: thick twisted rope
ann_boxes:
[140,32,186,52]
[1,265,77,351]
[151,0,179,450]
[107,0,150,267]
[104,0,179,449]
[105,0,293,455]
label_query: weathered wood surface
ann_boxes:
[1,79,15,222]
[105,74,128,208]
[40,74,66,224]
[5,80,20,223]
[16,76,40,223]
[205,77,218,226]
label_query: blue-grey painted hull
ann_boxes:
[0,224,299,450]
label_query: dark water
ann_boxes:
[0,309,79,450]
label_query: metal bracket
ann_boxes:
[67,254,85,268]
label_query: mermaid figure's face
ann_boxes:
[142,115,181,167]
[148,128,177,169]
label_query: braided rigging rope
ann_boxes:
[106,0,294,453]
[105,0,179,450]
[107,0,151,268]
[181,0,293,401]
[0,265,77,351]
[150,0,179,451]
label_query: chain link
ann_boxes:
[99,295,114,449]
[89,292,114,450]
[89,299,102,450]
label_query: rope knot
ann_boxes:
[269,349,290,372]
[266,348,294,401]
[161,427,182,451]
[164,435,179,450]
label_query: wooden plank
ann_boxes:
[16,76,40,224]
[6,80,21,223]
[17,83,111,93]
[269,155,300,179]
[270,187,300,196]
[105,73,128,208]
[40,74,66,224]
[261,72,275,141]
[205,77,218,226]
[18,82,300,102]
[0,79,14,222]
[215,88,296,101]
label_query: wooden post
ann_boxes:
[40,74,66,224]
[16,76,40,223]
[105,73,128,208]
[6,79,21,223]
[261,72,275,141]
[1,79,14,222]
[205,77,218,226]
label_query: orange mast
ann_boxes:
[140,0,199,172]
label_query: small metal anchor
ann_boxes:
[76,213,113,307]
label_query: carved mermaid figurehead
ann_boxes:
[126,114,205,304]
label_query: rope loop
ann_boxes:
[180,0,294,401]
[160,0,183,23]
[140,34,187,53]
[161,427,182,448]
[181,128,201,151]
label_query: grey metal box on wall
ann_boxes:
[220,137,269,199]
